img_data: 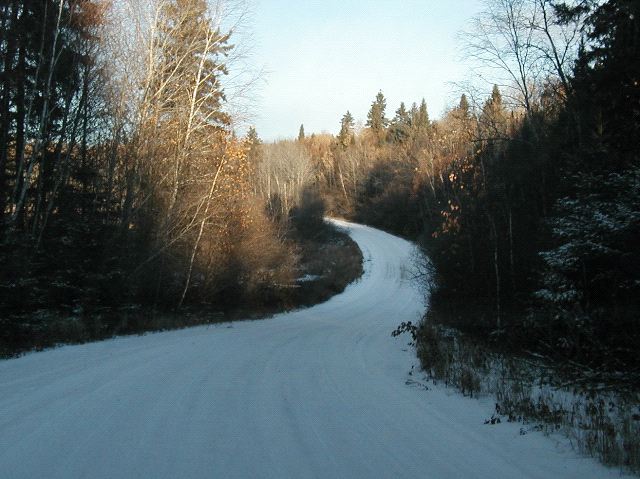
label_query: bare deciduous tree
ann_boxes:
[461,0,584,112]
[257,140,314,217]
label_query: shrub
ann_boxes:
[290,186,329,239]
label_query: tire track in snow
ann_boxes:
[0,220,627,478]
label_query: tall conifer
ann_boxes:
[366,90,388,143]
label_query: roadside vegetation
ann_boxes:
[0,0,362,358]
[416,322,640,473]
[0,0,637,473]
[296,0,638,473]
[0,201,362,358]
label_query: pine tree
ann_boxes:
[3,0,104,229]
[530,0,640,364]
[298,124,305,141]
[388,102,411,143]
[366,90,388,143]
[338,111,355,149]
[410,102,419,127]
[568,0,640,172]
[246,126,260,145]
[418,99,430,128]
[413,99,430,133]
[153,0,231,130]
[137,0,246,307]
[479,85,508,142]
[144,0,233,210]
[490,84,502,107]
[246,126,262,165]
[459,94,470,119]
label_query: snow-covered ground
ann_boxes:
[0,220,626,478]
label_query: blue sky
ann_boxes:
[246,0,483,140]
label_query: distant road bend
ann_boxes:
[0,220,619,478]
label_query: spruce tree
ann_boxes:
[411,98,430,135]
[388,102,411,143]
[366,91,388,143]
[410,102,419,128]
[568,0,640,171]
[246,126,260,145]
[154,0,231,129]
[459,94,470,119]
[479,85,508,142]
[246,126,262,164]
[418,99,430,129]
[338,111,355,149]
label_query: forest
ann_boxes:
[296,0,638,468]
[0,0,639,472]
[304,0,637,466]
[0,0,640,366]
[1,0,638,408]
[0,0,363,355]
[304,0,639,381]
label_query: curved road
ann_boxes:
[0,220,620,478]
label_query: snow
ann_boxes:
[296,274,321,283]
[0,219,627,478]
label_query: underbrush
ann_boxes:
[1,217,363,359]
[0,306,227,357]
[286,226,363,307]
[286,187,364,306]
[414,320,640,475]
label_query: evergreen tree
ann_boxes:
[145,0,233,213]
[410,102,419,127]
[530,0,640,366]
[246,126,262,165]
[338,110,355,149]
[411,98,431,139]
[534,169,640,365]
[246,126,260,144]
[153,0,231,130]
[1,0,103,228]
[479,85,508,142]
[139,0,248,307]
[459,94,470,119]
[567,0,640,172]
[298,124,305,141]
[366,90,388,142]
[388,102,411,143]
[417,98,430,129]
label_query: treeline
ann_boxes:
[0,0,332,355]
[304,0,639,377]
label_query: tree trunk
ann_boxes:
[12,0,65,226]
[0,2,18,220]
[33,85,74,236]
[508,205,516,295]
[178,158,225,308]
[13,39,26,218]
[34,80,87,250]
[489,216,501,328]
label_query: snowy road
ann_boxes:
[0,220,622,478]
